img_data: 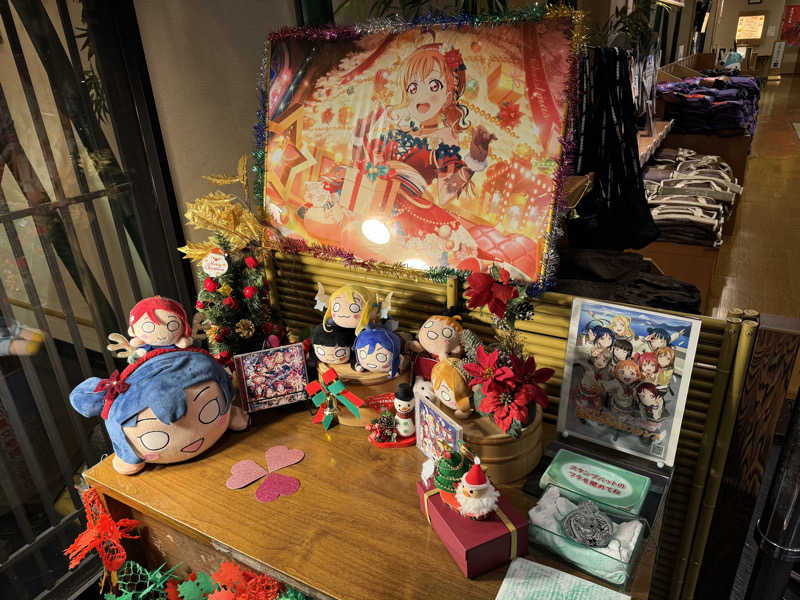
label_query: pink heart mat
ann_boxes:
[265,445,305,472]
[255,472,300,503]
[225,459,267,489]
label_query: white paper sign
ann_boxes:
[771,41,786,69]
[202,252,229,277]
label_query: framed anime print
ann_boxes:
[260,12,577,284]
[558,299,701,467]
[415,395,463,461]
[234,343,309,412]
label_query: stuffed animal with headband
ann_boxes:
[70,348,248,475]
[314,283,393,335]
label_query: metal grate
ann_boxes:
[0,0,157,596]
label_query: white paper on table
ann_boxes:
[495,558,632,600]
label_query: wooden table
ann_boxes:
[85,405,659,599]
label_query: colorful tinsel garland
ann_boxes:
[252,6,587,322]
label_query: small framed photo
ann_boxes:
[415,396,463,461]
[234,343,309,412]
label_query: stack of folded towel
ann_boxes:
[642,148,743,247]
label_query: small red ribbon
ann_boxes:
[94,370,131,420]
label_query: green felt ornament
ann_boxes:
[434,451,473,494]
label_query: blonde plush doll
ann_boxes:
[431,358,473,418]
[314,283,393,335]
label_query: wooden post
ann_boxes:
[446,276,459,310]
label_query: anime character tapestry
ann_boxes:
[261,14,575,283]
[558,299,701,467]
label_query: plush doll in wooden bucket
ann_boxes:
[70,348,248,475]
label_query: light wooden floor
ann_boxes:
[708,75,800,319]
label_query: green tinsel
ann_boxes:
[434,451,472,494]
[460,328,484,364]
[277,588,312,600]
[425,265,470,285]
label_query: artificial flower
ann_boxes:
[498,101,522,129]
[205,325,220,340]
[236,319,255,338]
[465,268,519,318]
[463,345,515,395]
[510,354,554,409]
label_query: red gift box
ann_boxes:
[417,480,529,578]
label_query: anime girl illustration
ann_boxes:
[611,338,633,367]
[637,352,659,383]
[572,347,612,411]
[636,382,665,441]
[655,346,676,387]
[609,315,634,341]
[605,359,641,414]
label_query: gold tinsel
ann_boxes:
[178,239,223,263]
[218,284,233,297]
[236,319,255,339]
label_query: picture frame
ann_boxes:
[259,11,580,285]
[415,395,463,461]
[558,299,701,467]
[234,343,309,412]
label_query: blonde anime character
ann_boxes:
[431,358,472,418]
[315,283,394,336]
[655,346,675,387]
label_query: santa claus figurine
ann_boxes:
[455,460,500,520]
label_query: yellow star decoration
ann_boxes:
[217,284,233,297]
[266,105,316,202]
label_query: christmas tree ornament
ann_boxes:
[243,285,257,299]
[306,368,364,430]
[434,449,473,495]
[70,348,249,475]
[218,284,233,297]
[244,255,259,268]
[204,278,218,292]
[455,460,500,520]
[236,319,255,338]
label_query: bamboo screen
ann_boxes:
[270,253,746,600]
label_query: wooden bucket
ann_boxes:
[460,406,543,484]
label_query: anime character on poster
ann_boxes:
[106,296,193,363]
[353,43,496,246]
[70,349,248,475]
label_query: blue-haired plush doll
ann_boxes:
[70,348,248,475]
[353,325,404,378]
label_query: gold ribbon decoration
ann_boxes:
[495,507,518,560]
[424,488,440,524]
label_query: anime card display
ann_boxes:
[263,15,576,283]
[234,343,309,412]
[415,396,463,461]
[558,299,701,467]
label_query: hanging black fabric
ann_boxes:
[568,47,659,250]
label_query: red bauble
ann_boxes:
[262,322,274,335]
[217,351,231,361]
[243,286,257,299]
[196,301,205,310]
[222,296,239,310]
[244,256,258,269]
[220,327,231,336]
[214,333,225,342]
[204,278,218,292]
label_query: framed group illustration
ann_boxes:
[415,395,463,461]
[558,299,701,467]
[234,343,309,412]
[262,13,576,284]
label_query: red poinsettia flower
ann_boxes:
[498,102,522,129]
[510,354,554,409]
[463,345,516,395]
[444,47,463,71]
[465,268,519,318]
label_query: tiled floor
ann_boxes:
[707,75,800,319]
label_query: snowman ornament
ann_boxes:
[393,383,415,438]
[455,460,500,520]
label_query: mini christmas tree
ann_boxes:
[434,450,473,494]
[178,156,285,361]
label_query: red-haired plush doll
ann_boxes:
[107,296,193,362]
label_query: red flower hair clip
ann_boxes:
[444,47,464,71]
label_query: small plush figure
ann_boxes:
[354,325,404,377]
[455,461,500,520]
[70,348,248,475]
[107,296,192,362]
[314,283,393,335]
[410,314,464,362]
[394,383,415,438]
[311,323,355,365]
[431,358,473,418]
[412,375,435,403]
